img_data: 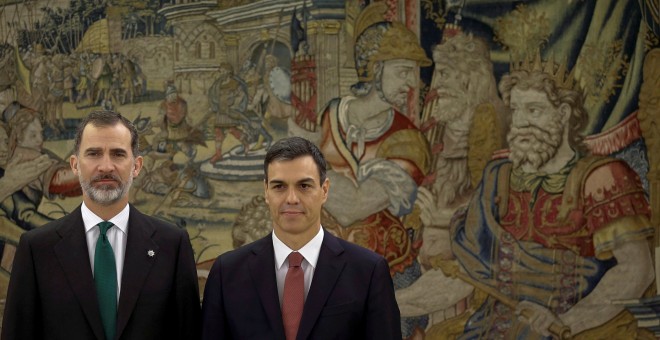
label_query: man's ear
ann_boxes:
[132,155,143,177]
[70,155,79,175]
[321,178,329,202]
[559,103,571,123]
[264,179,269,204]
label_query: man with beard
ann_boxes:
[422,32,506,213]
[394,36,509,331]
[2,111,201,340]
[450,67,654,339]
[288,3,432,336]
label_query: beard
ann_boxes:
[79,172,133,205]
[434,96,469,122]
[374,69,408,112]
[507,119,564,172]
[433,156,471,206]
[377,84,408,112]
[383,88,408,111]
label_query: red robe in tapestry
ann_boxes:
[451,155,652,339]
[317,97,431,275]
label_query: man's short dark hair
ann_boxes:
[73,110,139,157]
[264,137,327,185]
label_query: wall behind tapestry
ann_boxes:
[0,0,659,338]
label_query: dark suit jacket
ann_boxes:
[201,229,402,339]
[1,204,201,340]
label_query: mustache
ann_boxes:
[508,125,559,146]
[91,173,121,182]
[435,87,464,99]
[507,123,563,171]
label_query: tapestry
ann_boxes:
[0,0,659,338]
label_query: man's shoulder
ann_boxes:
[325,232,384,264]
[212,234,271,270]
[320,97,342,116]
[129,206,184,235]
[580,156,644,193]
[578,156,635,177]
[479,157,513,180]
[390,109,418,130]
[485,157,512,168]
[20,211,77,244]
[224,234,270,257]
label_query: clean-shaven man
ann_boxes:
[202,136,401,339]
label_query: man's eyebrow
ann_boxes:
[83,147,129,154]
[268,177,315,185]
[267,179,289,187]
[83,147,103,153]
[524,101,551,107]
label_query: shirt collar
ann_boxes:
[81,201,130,235]
[272,227,324,271]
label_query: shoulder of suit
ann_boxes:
[129,206,186,236]
[328,233,384,263]
[22,219,60,238]
[209,236,266,272]
[19,212,73,245]
[219,233,271,258]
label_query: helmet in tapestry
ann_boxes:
[353,21,431,85]
[165,84,177,96]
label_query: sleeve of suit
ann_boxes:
[2,232,43,340]
[365,257,402,339]
[175,229,202,339]
[201,257,229,339]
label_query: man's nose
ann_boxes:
[286,188,300,204]
[512,111,527,126]
[405,72,417,88]
[98,155,114,172]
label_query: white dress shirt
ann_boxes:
[273,227,324,306]
[82,202,129,301]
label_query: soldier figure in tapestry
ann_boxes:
[289,3,433,336]
[0,1,656,339]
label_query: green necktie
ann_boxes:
[95,221,117,340]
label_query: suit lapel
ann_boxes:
[116,206,158,338]
[296,230,346,340]
[53,206,106,340]
[248,235,286,340]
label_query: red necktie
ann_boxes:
[282,252,304,340]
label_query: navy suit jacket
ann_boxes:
[1,205,201,340]
[201,229,402,339]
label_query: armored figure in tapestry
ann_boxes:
[154,83,204,164]
[450,58,655,339]
[289,3,432,336]
[207,63,251,164]
[0,1,657,339]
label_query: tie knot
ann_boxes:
[98,221,114,235]
[288,252,303,268]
